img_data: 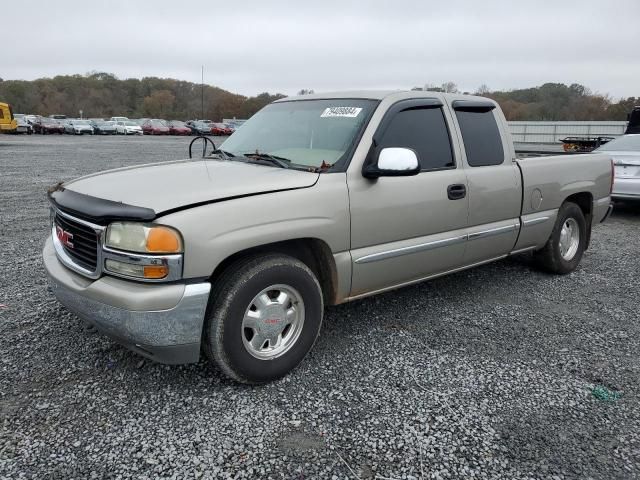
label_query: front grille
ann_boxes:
[54,212,99,271]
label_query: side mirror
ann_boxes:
[363,147,420,179]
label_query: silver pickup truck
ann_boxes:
[44,91,614,383]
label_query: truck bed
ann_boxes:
[516,152,612,219]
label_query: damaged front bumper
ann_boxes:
[43,237,210,364]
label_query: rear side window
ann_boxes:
[455,110,504,167]
[378,108,454,171]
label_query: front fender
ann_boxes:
[158,174,351,280]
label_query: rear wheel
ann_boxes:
[203,254,324,384]
[534,202,587,274]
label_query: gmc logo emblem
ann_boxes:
[56,225,74,249]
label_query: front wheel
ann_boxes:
[203,254,324,384]
[534,202,587,274]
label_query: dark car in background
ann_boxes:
[167,120,192,136]
[31,117,64,134]
[186,120,213,135]
[91,120,117,135]
[141,119,170,135]
[626,106,640,135]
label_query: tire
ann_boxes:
[534,202,587,274]
[203,254,324,384]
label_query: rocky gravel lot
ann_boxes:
[1,135,639,479]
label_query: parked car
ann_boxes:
[115,120,143,135]
[64,119,94,135]
[142,119,170,135]
[186,120,213,135]
[224,123,236,134]
[211,123,229,135]
[32,117,64,134]
[43,91,613,384]
[167,120,192,136]
[595,134,640,201]
[12,114,33,134]
[91,120,117,135]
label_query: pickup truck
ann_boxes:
[44,91,614,383]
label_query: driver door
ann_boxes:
[348,99,469,297]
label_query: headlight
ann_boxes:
[105,222,183,253]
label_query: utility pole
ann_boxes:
[201,65,204,121]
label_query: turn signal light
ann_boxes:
[143,265,169,279]
[146,227,181,253]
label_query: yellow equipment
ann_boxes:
[0,102,18,133]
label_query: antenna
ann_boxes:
[201,65,204,121]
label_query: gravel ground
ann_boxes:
[1,135,639,479]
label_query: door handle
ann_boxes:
[447,184,466,200]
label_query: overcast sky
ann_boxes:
[4,0,639,98]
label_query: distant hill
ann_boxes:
[413,82,637,121]
[0,72,285,120]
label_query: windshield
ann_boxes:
[124,121,137,126]
[220,99,377,169]
[150,119,166,127]
[169,120,185,127]
[74,120,91,125]
[596,135,640,152]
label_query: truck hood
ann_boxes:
[64,159,319,215]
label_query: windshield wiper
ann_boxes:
[241,152,291,169]
[211,149,235,160]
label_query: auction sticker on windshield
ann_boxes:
[320,107,363,118]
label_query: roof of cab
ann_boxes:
[275,91,398,102]
[275,90,494,105]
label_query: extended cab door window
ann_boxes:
[453,102,504,167]
[376,105,455,171]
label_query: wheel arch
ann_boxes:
[208,238,340,306]
[563,191,593,249]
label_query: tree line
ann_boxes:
[412,82,637,121]
[0,72,285,121]
[0,73,636,122]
